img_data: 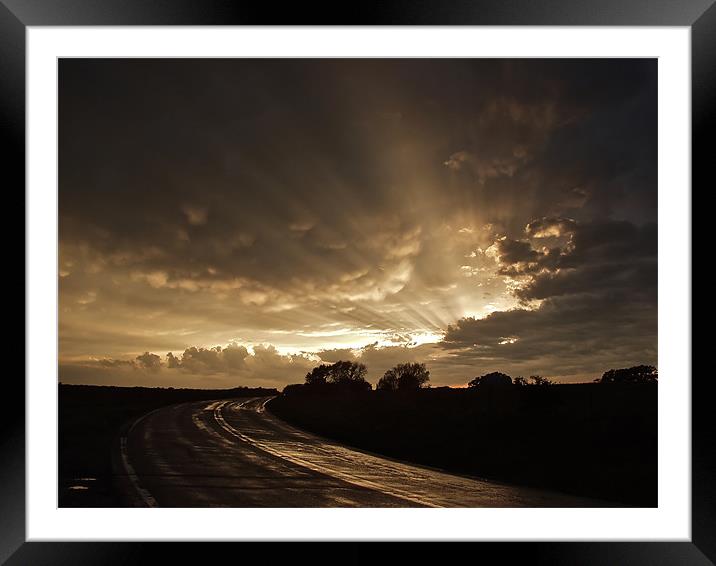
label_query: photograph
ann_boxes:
[58,57,658,509]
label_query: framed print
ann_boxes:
[6,0,708,564]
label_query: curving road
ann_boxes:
[116,397,602,508]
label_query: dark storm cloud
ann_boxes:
[59,58,657,385]
[518,222,657,302]
[59,59,656,287]
[441,292,656,380]
[442,217,657,379]
[494,238,541,266]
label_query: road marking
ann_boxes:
[212,399,440,508]
[119,408,162,508]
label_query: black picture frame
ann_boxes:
[5,1,707,564]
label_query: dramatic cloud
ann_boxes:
[525,217,577,239]
[59,59,657,386]
[441,217,657,381]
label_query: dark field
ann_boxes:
[59,382,657,507]
[58,383,278,507]
[267,383,657,506]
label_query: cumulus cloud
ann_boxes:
[170,343,252,373]
[166,351,181,369]
[61,343,317,388]
[494,238,541,266]
[135,351,162,372]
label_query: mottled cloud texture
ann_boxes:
[59,59,657,387]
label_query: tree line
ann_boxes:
[302,360,430,391]
[287,361,657,394]
[466,365,657,387]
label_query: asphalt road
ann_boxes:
[117,397,602,507]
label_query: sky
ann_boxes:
[58,58,657,388]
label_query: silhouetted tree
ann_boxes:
[513,376,527,387]
[598,365,657,384]
[377,370,398,390]
[468,372,513,387]
[302,361,372,392]
[327,360,368,385]
[305,364,331,386]
[529,375,553,386]
[377,363,430,390]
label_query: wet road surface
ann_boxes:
[118,397,602,507]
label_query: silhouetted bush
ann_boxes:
[377,362,430,391]
[597,365,658,384]
[529,375,553,386]
[468,371,513,387]
[296,360,373,394]
[514,375,553,386]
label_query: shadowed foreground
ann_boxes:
[115,397,602,507]
[268,384,657,506]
